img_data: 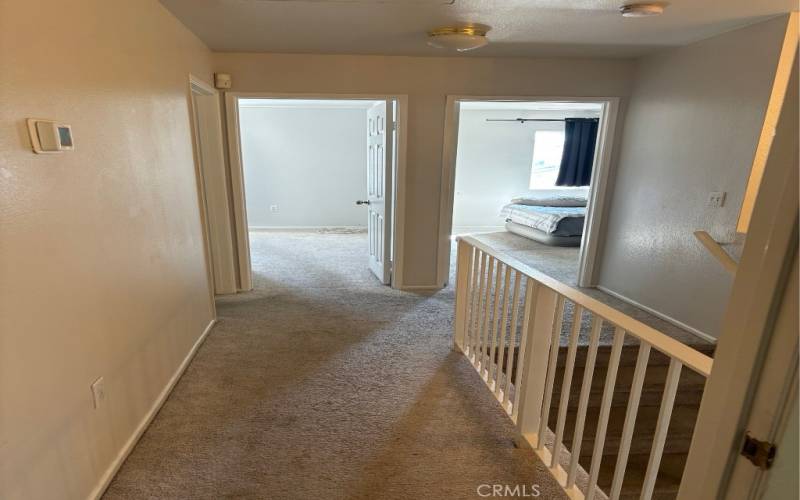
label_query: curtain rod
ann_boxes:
[485,117,599,123]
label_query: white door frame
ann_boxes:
[223,92,409,290]
[189,75,238,296]
[437,95,621,288]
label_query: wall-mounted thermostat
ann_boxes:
[27,118,74,154]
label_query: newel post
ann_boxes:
[453,238,473,352]
[515,284,559,443]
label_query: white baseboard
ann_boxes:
[248,226,366,232]
[89,319,217,500]
[400,284,445,292]
[596,286,717,344]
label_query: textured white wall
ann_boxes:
[214,52,636,286]
[452,109,564,231]
[597,16,790,339]
[240,106,368,228]
[0,1,214,498]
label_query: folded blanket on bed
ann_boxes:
[500,203,586,236]
[510,188,589,207]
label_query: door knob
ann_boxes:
[355,200,371,205]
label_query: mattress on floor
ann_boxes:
[505,221,582,247]
[500,203,586,236]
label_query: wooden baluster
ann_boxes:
[567,315,603,488]
[536,296,566,450]
[511,280,539,420]
[478,256,495,371]
[470,252,487,363]
[609,341,651,500]
[494,266,512,399]
[486,262,505,382]
[586,328,626,500]
[511,279,540,421]
[640,358,682,500]
[502,274,523,412]
[551,304,584,468]
[465,247,480,357]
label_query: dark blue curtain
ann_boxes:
[555,118,599,187]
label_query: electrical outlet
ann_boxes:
[270,204,279,213]
[91,377,106,409]
[707,191,726,208]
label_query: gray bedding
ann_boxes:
[500,203,586,236]
[505,221,582,247]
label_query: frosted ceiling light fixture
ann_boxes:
[427,25,490,52]
[619,3,666,17]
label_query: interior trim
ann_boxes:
[90,319,217,500]
[596,285,717,344]
[436,95,621,289]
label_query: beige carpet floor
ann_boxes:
[103,230,567,500]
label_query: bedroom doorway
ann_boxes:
[225,94,408,290]
[439,97,620,288]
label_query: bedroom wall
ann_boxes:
[239,105,368,228]
[452,109,563,233]
[213,52,636,286]
[596,15,792,340]
[0,1,214,499]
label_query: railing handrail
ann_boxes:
[458,235,713,376]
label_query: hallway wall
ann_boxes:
[596,15,793,339]
[0,1,214,498]
[212,53,636,287]
[452,106,599,233]
[452,109,562,233]
[239,105,368,228]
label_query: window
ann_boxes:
[529,130,565,189]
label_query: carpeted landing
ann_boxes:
[103,230,567,500]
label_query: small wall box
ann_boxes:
[27,119,74,154]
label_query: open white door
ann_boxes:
[360,100,393,284]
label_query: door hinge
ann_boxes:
[741,432,776,470]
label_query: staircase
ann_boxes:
[492,342,713,499]
[548,343,714,499]
[456,236,716,500]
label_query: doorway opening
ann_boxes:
[225,95,406,290]
[439,97,619,288]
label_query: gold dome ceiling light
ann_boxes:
[427,25,490,52]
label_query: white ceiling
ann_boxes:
[160,0,794,58]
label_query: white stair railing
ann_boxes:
[453,236,714,500]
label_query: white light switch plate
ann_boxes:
[707,191,726,208]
